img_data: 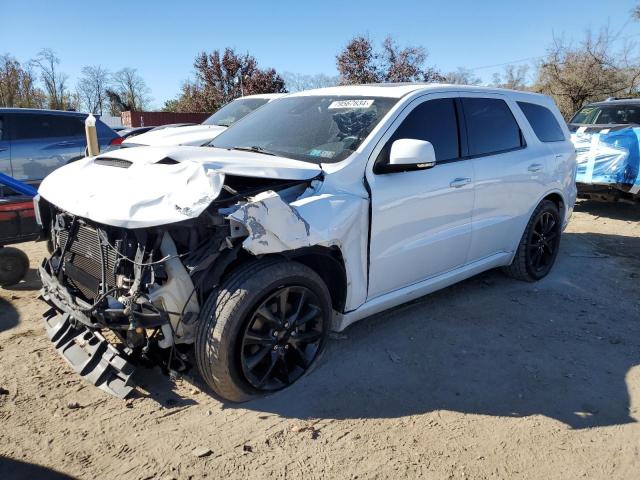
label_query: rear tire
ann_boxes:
[0,247,29,287]
[502,200,562,282]
[195,258,332,402]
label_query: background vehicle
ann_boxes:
[36,84,576,401]
[569,98,640,202]
[0,109,118,187]
[108,126,157,148]
[0,173,38,287]
[121,93,284,147]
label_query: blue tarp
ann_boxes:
[571,126,640,196]
[0,172,37,197]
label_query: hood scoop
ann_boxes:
[94,158,133,168]
[94,156,179,168]
[39,145,322,228]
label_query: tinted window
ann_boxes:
[0,115,6,141]
[570,104,640,125]
[461,98,523,156]
[518,102,565,142]
[95,119,116,139]
[375,98,459,171]
[13,114,85,140]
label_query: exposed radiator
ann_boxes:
[58,225,119,301]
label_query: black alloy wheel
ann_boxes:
[526,210,560,275]
[240,286,324,391]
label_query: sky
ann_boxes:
[2,0,639,109]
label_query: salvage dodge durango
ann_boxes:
[35,84,577,402]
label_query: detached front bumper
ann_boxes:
[39,263,136,398]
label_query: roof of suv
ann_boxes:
[586,98,640,107]
[0,108,96,117]
[287,83,548,99]
[240,93,286,100]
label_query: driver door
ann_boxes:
[366,94,475,298]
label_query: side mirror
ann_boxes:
[389,139,436,169]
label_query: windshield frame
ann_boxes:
[209,95,400,164]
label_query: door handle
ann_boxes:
[450,177,471,188]
[528,163,544,172]
[0,147,7,153]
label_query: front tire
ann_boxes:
[195,258,332,402]
[503,200,562,282]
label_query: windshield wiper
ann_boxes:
[228,145,277,156]
[215,123,230,127]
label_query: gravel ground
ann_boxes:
[1,199,639,480]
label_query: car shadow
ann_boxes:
[2,268,42,292]
[0,456,76,480]
[0,297,19,333]
[224,231,640,429]
[132,365,198,409]
[574,199,640,221]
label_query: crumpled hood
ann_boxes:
[38,145,322,228]
[122,124,227,147]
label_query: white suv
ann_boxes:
[36,84,577,401]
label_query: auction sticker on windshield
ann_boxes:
[328,99,375,109]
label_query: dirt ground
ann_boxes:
[1,199,639,480]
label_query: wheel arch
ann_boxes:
[506,189,567,266]
[542,191,565,221]
[219,246,348,314]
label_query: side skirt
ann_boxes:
[334,252,512,332]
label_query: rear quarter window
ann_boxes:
[517,102,565,142]
[13,113,85,140]
[461,98,524,157]
[96,119,117,139]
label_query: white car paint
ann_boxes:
[121,94,284,147]
[38,84,577,333]
[38,145,321,228]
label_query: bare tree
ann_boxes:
[282,72,339,92]
[76,65,111,114]
[336,36,380,84]
[165,48,286,113]
[0,54,45,108]
[492,64,530,90]
[336,35,443,85]
[32,48,70,109]
[444,67,482,85]
[108,67,151,114]
[534,28,640,118]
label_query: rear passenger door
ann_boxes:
[461,95,551,261]
[0,113,11,177]
[11,113,86,181]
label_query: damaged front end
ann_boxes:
[36,163,318,398]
